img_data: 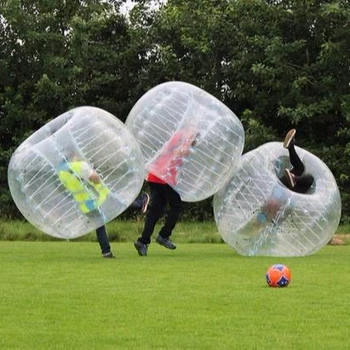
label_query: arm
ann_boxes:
[173,132,198,157]
[79,162,101,184]
[89,170,101,184]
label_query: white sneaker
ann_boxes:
[141,193,150,214]
[285,169,296,188]
[283,129,296,149]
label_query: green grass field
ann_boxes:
[1,240,349,349]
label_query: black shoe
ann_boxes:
[156,236,176,250]
[103,252,115,258]
[134,241,148,256]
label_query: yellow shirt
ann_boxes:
[58,161,109,213]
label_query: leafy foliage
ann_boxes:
[1,0,349,221]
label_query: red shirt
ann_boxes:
[147,130,194,186]
[146,172,166,184]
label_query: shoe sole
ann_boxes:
[141,194,150,214]
[103,253,115,258]
[285,169,296,188]
[156,239,176,250]
[283,129,296,148]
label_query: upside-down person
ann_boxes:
[279,129,314,194]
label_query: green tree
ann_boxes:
[0,0,138,217]
[129,0,350,220]
[1,0,349,221]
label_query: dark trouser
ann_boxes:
[280,144,314,194]
[288,143,304,176]
[95,193,146,254]
[291,174,314,193]
[129,194,144,211]
[138,182,182,245]
[96,225,111,254]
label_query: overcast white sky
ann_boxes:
[120,0,136,14]
[120,0,167,14]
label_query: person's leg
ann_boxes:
[156,186,182,250]
[294,174,314,193]
[96,226,114,258]
[283,129,305,176]
[280,168,296,189]
[288,144,305,176]
[129,192,150,213]
[137,183,166,245]
[280,169,314,193]
[158,186,182,238]
[282,130,314,193]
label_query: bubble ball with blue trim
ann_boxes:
[8,106,145,239]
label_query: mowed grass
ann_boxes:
[0,241,349,349]
[0,219,223,243]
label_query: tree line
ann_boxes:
[1,0,349,222]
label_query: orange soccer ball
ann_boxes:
[266,264,291,288]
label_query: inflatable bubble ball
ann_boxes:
[8,106,145,239]
[213,142,342,257]
[125,81,245,202]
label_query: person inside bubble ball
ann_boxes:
[255,129,315,226]
[133,123,200,256]
[58,155,150,258]
[279,129,315,194]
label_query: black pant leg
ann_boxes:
[96,225,111,254]
[129,193,144,211]
[289,144,304,176]
[294,174,314,193]
[139,183,166,244]
[279,175,289,189]
[280,173,314,194]
[158,185,182,238]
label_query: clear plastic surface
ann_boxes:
[214,142,342,256]
[8,106,145,239]
[126,81,245,202]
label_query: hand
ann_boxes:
[89,171,101,184]
[173,146,189,157]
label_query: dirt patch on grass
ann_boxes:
[328,234,350,245]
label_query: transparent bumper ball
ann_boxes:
[213,142,341,256]
[8,106,145,239]
[126,81,245,202]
